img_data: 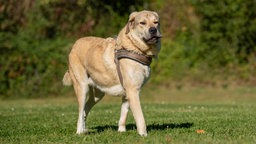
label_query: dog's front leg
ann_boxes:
[126,89,147,136]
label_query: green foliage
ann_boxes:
[1,0,256,98]
[190,0,256,65]
[0,34,70,97]
[152,31,202,83]
[150,0,256,85]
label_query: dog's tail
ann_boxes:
[62,71,72,86]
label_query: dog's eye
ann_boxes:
[154,22,159,25]
[140,22,146,25]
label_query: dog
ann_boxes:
[62,10,161,136]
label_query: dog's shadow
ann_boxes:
[92,122,193,133]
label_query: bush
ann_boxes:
[191,0,256,65]
[1,0,256,98]
[150,0,256,86]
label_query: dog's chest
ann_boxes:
[88,63,150,96]
[126,64,150,85]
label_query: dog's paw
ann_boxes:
[118,126,126,132]
[138,128,147,136]
[137,126,148,137]
[76,128,89,134]
[138,132,147,137]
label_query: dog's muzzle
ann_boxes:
[143,27,162,44]
[143,35,162,44]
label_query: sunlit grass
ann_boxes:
[1,87,256,143]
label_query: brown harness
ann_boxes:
[114,49,152,88]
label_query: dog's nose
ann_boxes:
[149,27,157,34]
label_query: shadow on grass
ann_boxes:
[93,122,193,133]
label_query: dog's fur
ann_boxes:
[63,10,161,136]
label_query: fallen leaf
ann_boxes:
[196,129,205,134]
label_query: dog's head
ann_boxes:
[126,10,162,45]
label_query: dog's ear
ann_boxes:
[125,11,138,34]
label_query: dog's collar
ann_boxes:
[114,48,152,88]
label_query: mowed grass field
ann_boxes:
[1,87,256,143]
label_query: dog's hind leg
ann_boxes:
[118,97,129,132]
[68,55,89,134]
[84,86,105,121]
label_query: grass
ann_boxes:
[1,87,256,143]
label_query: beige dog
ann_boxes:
[63,10,161,136]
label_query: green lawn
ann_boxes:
[1,87,256,143]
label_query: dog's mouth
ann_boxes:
[143,35,162,44]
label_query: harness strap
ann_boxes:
[114,49,152,88]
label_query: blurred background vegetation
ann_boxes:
[0,0,255,99]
